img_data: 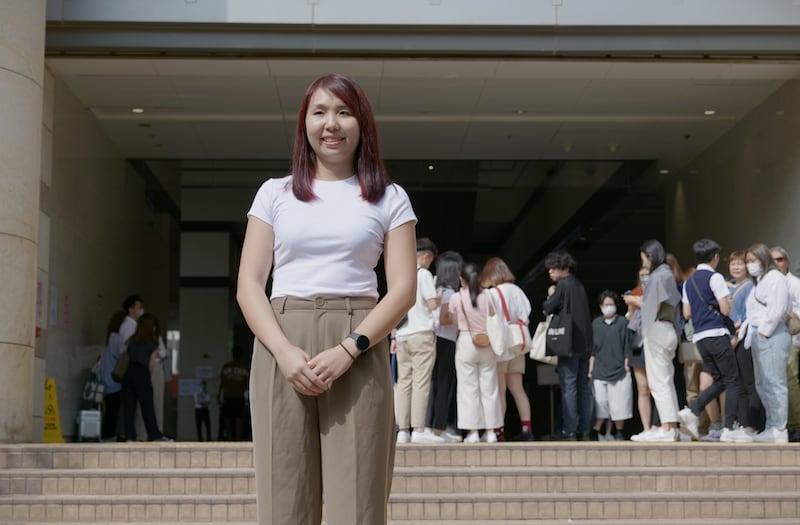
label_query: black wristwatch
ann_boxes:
[349,332,371,353]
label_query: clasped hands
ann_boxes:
[276,344,355,396]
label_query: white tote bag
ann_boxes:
[529,314,558,365]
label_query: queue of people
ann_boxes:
[391,237,800,445]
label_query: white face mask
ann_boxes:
[747,262,762,278]
[601,305,617,317]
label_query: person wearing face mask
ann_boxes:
[742,243,792,443]
[769,246,800,442]
[721,250,762,441]
[120,295,145,345]
[589,291,632,440]
[631,239,682,442]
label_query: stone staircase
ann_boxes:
[1,441,799,524]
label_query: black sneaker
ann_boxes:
[788,429,800,442]
[511,431,534,442]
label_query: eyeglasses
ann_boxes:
[775,256,786,262]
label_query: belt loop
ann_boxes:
[345,297,353,316]
[279,296,288,314]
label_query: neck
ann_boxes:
[314,160,354,181]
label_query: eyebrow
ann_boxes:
[309,103,350,111]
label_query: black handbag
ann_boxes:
[545,287,573,357]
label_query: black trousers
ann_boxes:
[122,363,162,440]
[195,407,211,441]
[735,340,765,429]
[425,337,457,431]
[102,390,122,439]
[691,335,741,429]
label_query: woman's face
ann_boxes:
[745,252,759,266]
[305,87,360,173]
[729,258,746,281]
[640,252,651,271]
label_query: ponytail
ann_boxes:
[461,262,482,307]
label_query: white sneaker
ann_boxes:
[720,427,754,443]
[411,430,445,444]
[630,428,656,442]
[442,431,463,443]
[701,427,723,442]
[464,432,481,443]
[634,426,679,442]
[678,407,699,440]
[484,431,498,443]
[754,427,789,443]
[396,430,411,444]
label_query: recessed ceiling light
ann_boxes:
[659,169,670,175]
[427,165,435,171]
[703,109,716,116]
[515,109,526,115]
[131,108,145,114]
[563,144,573,153]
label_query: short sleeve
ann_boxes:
[384,184,417,231]
[419,269,437,301]
[247,179,277,225]
[681,282,690,305]
[710,273,731,302]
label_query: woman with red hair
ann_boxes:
[237,74,418,524]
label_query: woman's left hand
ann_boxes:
[307,345,355,387]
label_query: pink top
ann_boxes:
[449,289,489,333]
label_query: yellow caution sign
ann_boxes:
[43,378,64,443]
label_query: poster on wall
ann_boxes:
[179,378,202,397]
[49,287,58,327]
[195,366,214,379]
[36,280,44,327]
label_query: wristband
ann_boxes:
[338,342,356,361]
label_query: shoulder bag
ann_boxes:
[530,314,558,365]
[459,291,491,348]
[491,286,530,357]
[111,345,130,383]
[82,358,105,404]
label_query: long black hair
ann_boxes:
[435,251,463,291]
[640,239,667,269]
[460,262,482,307]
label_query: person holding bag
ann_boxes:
[543,251,593,441]
[449,262,502,443]
[481,257,534,441]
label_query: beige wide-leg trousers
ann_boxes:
[250,296,395,525]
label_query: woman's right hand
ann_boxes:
[274,346,328,396]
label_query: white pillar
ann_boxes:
[0,0,46,443]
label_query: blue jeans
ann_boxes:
[751,323,792,430]
[556,352,592,436]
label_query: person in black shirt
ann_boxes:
[121,313,170,441]
[589,291,632,440]
[543,251,594,440]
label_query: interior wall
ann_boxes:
[666,80,800,271]
[43,76,174,438]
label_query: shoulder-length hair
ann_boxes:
[640,239,666,269]
[747,243,779,276]
[461,262,483,307]
[132,313,160,345]
[106,311,127,342]
[435,251,463,291]
[480,257,515,288]
[291,73,391,204]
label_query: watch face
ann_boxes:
[354,334,370,351]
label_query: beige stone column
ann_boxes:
[0,0,46,443]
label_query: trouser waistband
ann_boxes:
[273,296,376,314]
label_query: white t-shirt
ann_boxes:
[397,266,438,338]
[434,287,458,342]
[247,175,417,299]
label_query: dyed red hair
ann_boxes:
[291,74,391,204]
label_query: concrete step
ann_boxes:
[2,491,799,521]
[9,521,800,525]
[3,465,798,496]
[3,442,799,470]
